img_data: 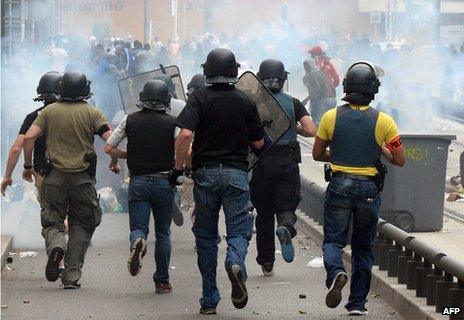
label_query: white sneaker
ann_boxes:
[348,308,369,316]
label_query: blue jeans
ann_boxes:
[128,175,174,283]
[322,176,381,311]
[192,165,253,309]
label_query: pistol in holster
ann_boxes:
[41,157,53,176]
[84,152,97,178]
[373,160,387,192]
[324,163,332,182]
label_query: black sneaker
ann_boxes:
[127,238,146,276]
[261,263,274,277]
[45,247,65,282]
[276,226,294,263]
[227,264,248,309]
[348,308,369,316]
[63,280,81,289]
[325,272,348,308]
[199,307,217,315]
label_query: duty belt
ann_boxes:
[141,172,169,178]
[332,172,374,181]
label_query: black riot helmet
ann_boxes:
[257,59,288,81]
[139,80,171,105]
[153,74,175,94]
[35,71,62,101]
[59,70,92,101]
[342,61,381,97]
[202,48,240,82]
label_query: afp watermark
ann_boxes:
[442,307,461,315]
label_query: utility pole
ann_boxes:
[144,0,148,43]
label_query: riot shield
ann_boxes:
[118,65,186,114]
[235,71,292,170]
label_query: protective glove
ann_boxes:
[168,169,185,186]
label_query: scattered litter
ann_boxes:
[306,257,324,268]
[5,265,12,271]
[6,257,13,263]
[299,310,307,314]
[371,294,379,298]
[389,311,396,314]
[299,294,307,299]
[275,250,282,254]
[252,311,260,315]
[19,251,38,258]
[137,313,143,317]
[169,266,176,270]
[1,305,7,309]
[23,300,30,304]
[89,315,94,318]
[300,246,310,250]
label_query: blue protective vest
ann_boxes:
[330,105,381,167]
[274,91,296,144]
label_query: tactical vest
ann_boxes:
[126,110,176,176]
[274,91,296,144]
[330,105,381,167]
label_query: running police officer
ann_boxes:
[1,71,61,197]
[175,48,266,314]
[251,59,316,275]
[104,80,177,294]
[312,62,405,315]
[23,70,118,289]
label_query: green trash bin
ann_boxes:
[380,134,456,232]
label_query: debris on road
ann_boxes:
[299,310,307,314]
[306,257,324,268]
[22,300,30,304]
[1,305,7,309]
[299,294,307,299]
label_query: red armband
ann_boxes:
[386,136,402,151]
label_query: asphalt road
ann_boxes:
[1,213,403,320]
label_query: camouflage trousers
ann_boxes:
[41,169,102,284]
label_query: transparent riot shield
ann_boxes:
[236,71,292,170]
[118,65,186,114]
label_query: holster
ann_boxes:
[40,157,53,176]
[324,163,332,182]
[84,152,97,178]
[374,160,388,192]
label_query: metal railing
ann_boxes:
[299,177,464,320]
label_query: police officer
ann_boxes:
[152,73,186,116]
[175,48,266,314]
[1,71,61,196]
[251,59,316,275]
[22,70,118,289]
[104,80,177,294]
[312,62,405,315]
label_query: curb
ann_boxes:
[1,235,13,270]
[296,213,447,320]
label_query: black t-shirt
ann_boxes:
[292,98,310,122]
[19,106,46,172]
[176,84,265,172]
